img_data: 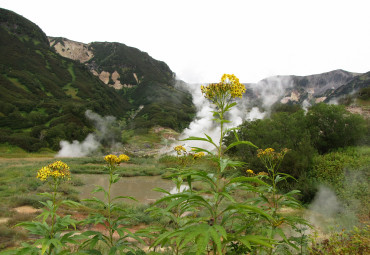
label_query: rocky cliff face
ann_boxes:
[49,37,94,63]
[49,37,175,91]
[49,37,136,89]
[244,69,362,108]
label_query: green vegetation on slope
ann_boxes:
[225,103,368,202]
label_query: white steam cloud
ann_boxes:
[174,76,293,152]
[56,134,100,157]
[306,185,358,233]
[56,110,118,157]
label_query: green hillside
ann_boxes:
[80,41,195,131]
[0,8,131,151]
[0,8,195,152]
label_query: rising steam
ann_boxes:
[56,110,119,157]
[174,76,293,151]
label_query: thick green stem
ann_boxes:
[108,167,114,247]
[48,179,59,255]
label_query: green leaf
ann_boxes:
[38,192,53,199]
[239,235,273,248]
[225,140,257,152]
[209,227,222,255]
[196,234,209,255]
[229,176,269,186]
[111,174,120,184]
[189,146,213,155]
[224,102,237,112]
[226,204,273,221]
[108,246,117,255]
[60,200,80,207]
[92,185,108,199]
[182,135,217,149]
[275,175,285,184]
[112,195,137,202]
[152,187,171,195]
[219,158,245,173]
[82,197,106,207]
[213,224,227,239]
[275,228,288,243]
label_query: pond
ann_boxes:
[76,174,187,204]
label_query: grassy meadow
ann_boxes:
[0,143,369,253]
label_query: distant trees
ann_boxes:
[224,103,367,201]
[307,103,367,153]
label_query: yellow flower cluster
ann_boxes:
[36,161,71,181]
[257,148,289,161]
[193,152,205,159]
[119,154,130,162]
[104,154,130,165]
[174,145,187,155]
[246,169,254,174]
[257,148,275,158]
[201,74,246,100]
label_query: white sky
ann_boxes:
[1,0,370,83]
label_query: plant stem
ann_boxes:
[108,167,114,247]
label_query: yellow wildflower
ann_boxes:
[246,169,254,174]
[104,154,120,165]
[174,145,187,155]
[36,161,70,181]
[118,154,130,162]
[193,152,205,159]
[201,74,246,101]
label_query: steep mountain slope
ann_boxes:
[0,8,132,151]
[324,71,370,102]
[49,37,195,131]
[243,69,364,109]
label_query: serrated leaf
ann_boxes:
[92,186,108,199]
[60,200,80,207]
[225,140,258,152]
[209,227,222,254]
[108,246,117,255]
[111,174,120,184]
[189,147,213,155]
[239,235,273,248]
[112,195,137,202]
[229,176,269,186]
[152,187,171,195]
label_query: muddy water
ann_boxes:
[76,174,187,204]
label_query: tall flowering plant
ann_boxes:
[79,154,145,254]
[150,74,278,254]
[13,161,79,255]
[254,148,310,254]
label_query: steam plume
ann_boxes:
[56,110,119,157]
[174,76,293,151]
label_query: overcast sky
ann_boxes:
[1,0,370,83]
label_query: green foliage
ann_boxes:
[307,103,367,154]
[225,104,368,202]
[310,147,370,215]
[0,8,196,150]
[87,42,173,84]
[79,155,146,254]
[0,8,133,151]
[310,225,370,254]
[9,161,80,255]
[147,75,308,254]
